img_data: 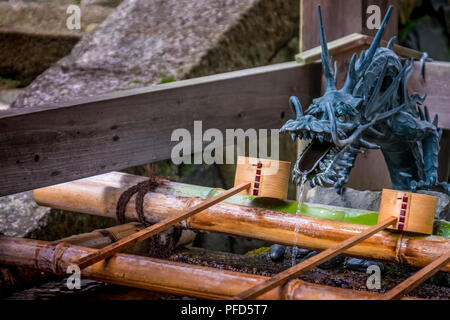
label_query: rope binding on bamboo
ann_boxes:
[115,176,182,258]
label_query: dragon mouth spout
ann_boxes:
[280,95,363,189]
[282,120,350,188]
[296,139,335,176]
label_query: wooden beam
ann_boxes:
[0,62,321,196]
[296,33,423,66]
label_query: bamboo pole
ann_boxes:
[34,173,450,272]
[0,236,417,300]
[56,171,450,234]
[0,223,143,297]
[48,171,450,234]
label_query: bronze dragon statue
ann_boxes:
[270,5,449,263]
[281,5,449,195]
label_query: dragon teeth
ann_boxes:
[316,176,324,186]
[323,176,335,184]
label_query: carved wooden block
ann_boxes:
[379,189,437,235]
[234,156,291,199]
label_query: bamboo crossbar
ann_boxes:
[77,182,250,269]
[33,173,450,272]
[235,217,397,300]
[381,251,450,300]
[0,236,418,300]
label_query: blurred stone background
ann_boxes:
[0,0,449,252]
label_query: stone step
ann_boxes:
[0,1,115,80]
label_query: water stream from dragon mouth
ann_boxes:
[291,171,308,266]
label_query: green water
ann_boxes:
[167,183,449,238]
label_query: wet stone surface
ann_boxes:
[0,191,51,237]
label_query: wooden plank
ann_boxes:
[0,62,321,196]
[381,251,450,300]
[297,33,367,65]
[234,216,397,300]
[77,182,251,270]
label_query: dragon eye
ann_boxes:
[338,115,346,122]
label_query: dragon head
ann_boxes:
[281,5,411,193]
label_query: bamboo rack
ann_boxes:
[33,172,450,271]
[235,217,398,300]
[0,236,418,300]
[76,182,250,269]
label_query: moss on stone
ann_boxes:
[245,246,271,257]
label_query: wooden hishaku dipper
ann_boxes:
[77,182,251,270]
[234,216,398,300]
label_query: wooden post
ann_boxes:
[300,0,396,53]
[234,216,397,300]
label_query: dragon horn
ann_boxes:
[357,5,393,73]
[289,96,303,121]
[318,5,336,91]
[387,36,396,49]
[341,53,357,93]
